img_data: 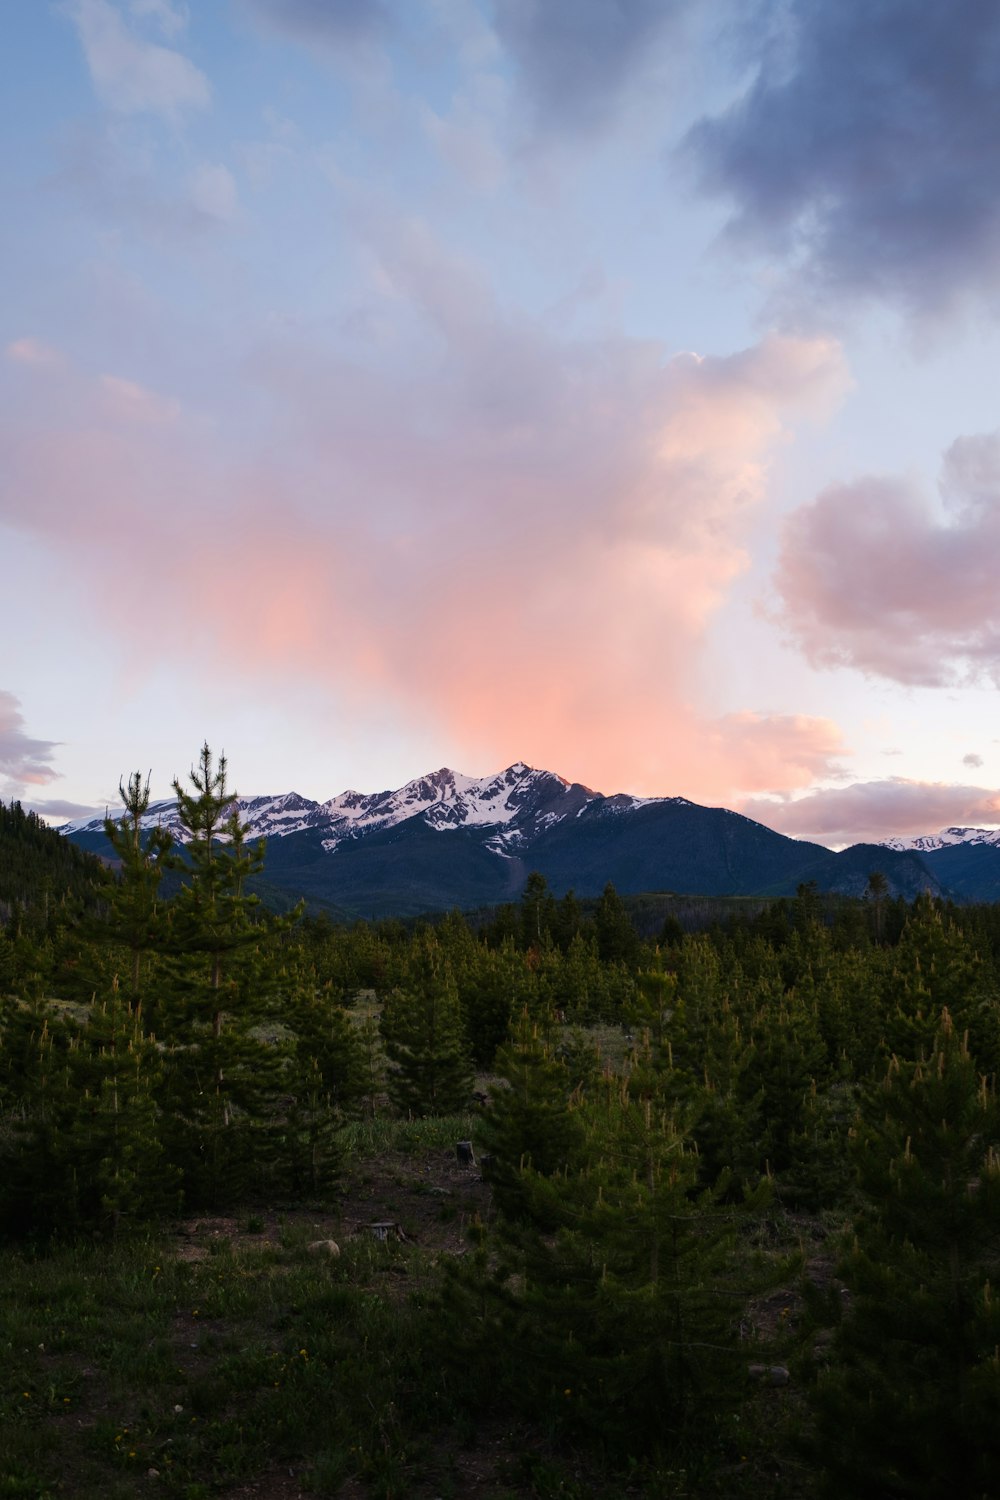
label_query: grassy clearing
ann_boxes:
[0,1195,813,1500]
[339,1111,477,1157]
[0,1227,456,1500]
[1,1215,669,1500]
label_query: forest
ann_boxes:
[2,745,1000,1498]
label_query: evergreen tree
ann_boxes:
[477,1011,585,1223]
[444,1075,770,1465]
[1,988,177,1237]
[100,770,173,1008]
[520,871,556,951]
[809,1010,1000,1497]
[157,744,299,1205]
[380,935,472,1116]
[594,881,640,966]
[458,938,530,1067]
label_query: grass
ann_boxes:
[0,1200,812,1500]
[339,1111,478,1157]
[0,1228,456,1499]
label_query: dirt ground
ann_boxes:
[170,1140,493,1262]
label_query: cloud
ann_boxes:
[773,431,1000,686]
[6,338,67,370]
[743,778,1000,848]
[98,374,181,424]
[55,123,239,239]
[708,712,847,793]
[63,0,210,117]
[964,753,984,769]
[685,0,1000,318]
[493,0,690,134]
[0,241,847,802]
[29,798,104,823]
[187,163,239,224]
[129,0,188,37]
[0,692,60,798]
[420,99,506,192]
[242,0,389,49]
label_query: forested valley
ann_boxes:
[3,747,1000,1498]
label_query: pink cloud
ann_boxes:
[6,338,67,370]
[0,272,850,802]
[773,431,1000,685]
[0,692,60,797]
[742,778,1000,847]
[98,374,181,424]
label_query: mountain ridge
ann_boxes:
[61,760,954,917]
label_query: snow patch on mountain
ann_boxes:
[61,762,702,856]
[61,790,325,842]
[319,763,584,852]
[881,826,1000,853]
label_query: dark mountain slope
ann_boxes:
[919,842,1000,903]
[525,798,831,897]
[755,843,942,901]
[260,816,529,919]
[0,800,107,921]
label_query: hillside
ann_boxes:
[0,799,107,922]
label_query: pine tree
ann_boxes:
[458,938,530,1067]
[441,1074,770,1465]
[1,987,177,1237]
[380,935,472,1117]
[520,871,556,952]
[157,744,299,1205]
[809,1009,1000,1497]
[100,769,173,1010]
[477,1011,585,1223]
[594,881,640,966]
[164,743,266,1039]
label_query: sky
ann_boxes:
[4,0,1000,847]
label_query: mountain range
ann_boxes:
[61,761,1000,917]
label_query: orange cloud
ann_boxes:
[0,310,848,802]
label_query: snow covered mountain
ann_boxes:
[62,790,331,844]
[62,762,672,854]
[877,826,1000,904]
[881,826,1000,853]
[62,761,940,916]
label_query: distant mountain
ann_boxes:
[876,826,1000,904]
[62,762,946,918]
[882,826,1000,853]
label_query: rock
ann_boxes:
[307,1239,341,1257]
